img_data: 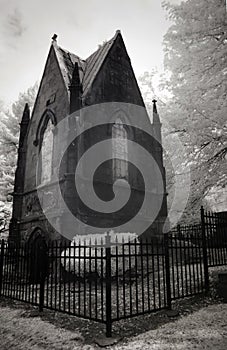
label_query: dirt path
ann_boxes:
[0,301,227,349]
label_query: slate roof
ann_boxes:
[54,46,86,92]
[53,30,120,100]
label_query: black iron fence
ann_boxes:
[0,237,171,336]
[167,230,205,300]
[0,207,226,337]
[203,209,227,267]
[174,208,227,268]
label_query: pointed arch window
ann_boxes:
[38,118,54,185]
[112,118,128,180]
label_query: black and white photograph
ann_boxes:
[0,0,226,349]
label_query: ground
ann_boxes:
[115,304,227,350]
[0,266,226,349]
[0,297,227,350]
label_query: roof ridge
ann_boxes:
[85,30,120,61]
[81,40,112,85]
[57,45,84,62]
[82,31,121,97]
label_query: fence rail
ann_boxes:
[0,207,226,337]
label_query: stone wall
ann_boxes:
[11,36,168,243]
[24,46,69,192]
[16,46,69,242]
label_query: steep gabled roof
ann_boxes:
[82,31,119,97]
[54,45,86,92]
[53,30,120,100]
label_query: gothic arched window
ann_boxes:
[38,119,54,184]
[112,118,128,180]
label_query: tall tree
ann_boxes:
[160,0,227,220]
[0,83,38,235]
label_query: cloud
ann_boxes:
[6,8,26,38]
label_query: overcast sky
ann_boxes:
[0,0,182,106]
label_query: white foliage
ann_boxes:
[0,83,38,234]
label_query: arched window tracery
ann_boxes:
[38,118,54,184]
[112,118,128,180]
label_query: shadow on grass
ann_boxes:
[0,293,220,343]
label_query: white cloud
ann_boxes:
[5,8,26,38]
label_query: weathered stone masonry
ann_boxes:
[10,30,168,244]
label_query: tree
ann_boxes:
[0,83,38,236]
[138,71,192,226]
[144,0,227,222]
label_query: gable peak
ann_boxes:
[47,30,128,100]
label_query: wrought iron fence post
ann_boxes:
[0,240,5,296]
[177,224,181,239]
[105,232,112,337]
[164,233,171,309]
[201,206,209,291]
[39,243,47,312]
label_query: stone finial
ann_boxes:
[71,62,80,87]
[152,99,157,114]
[21,103,30,124]
[52,34,58,43]
[69,62,82,114]
[152,99,161,124]
[19,103,30,148]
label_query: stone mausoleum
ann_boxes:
[9,30,168,246]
